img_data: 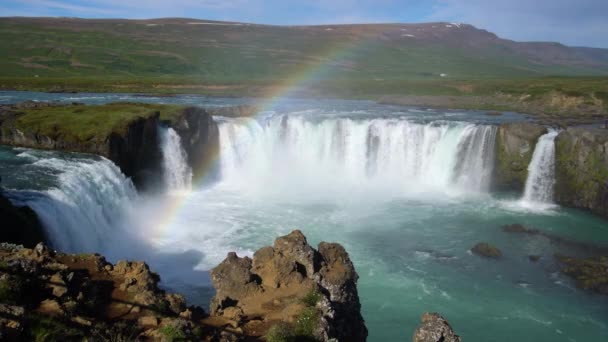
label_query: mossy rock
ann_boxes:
[554,127,608,217]
[556,255,608,295]
[471,242,502,259]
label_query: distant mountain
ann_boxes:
[1,17,607,81]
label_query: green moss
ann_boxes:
[25,314,85,342]
[301,289,323,307]
[294,307,320,338]
[266,322,296,342]
[14,102,186,145]
[159,324,187,342]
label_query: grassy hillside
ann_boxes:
[12,103,186,143]
[0,17,607,118]
[1,17,608,83]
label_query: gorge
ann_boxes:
[1,91,608,341]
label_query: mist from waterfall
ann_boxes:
[13,155,138,256]
[218,115,497,198]
[160,127,192,191]
[521,130,559,206]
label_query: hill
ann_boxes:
[1,17,608,81]
[0,17,607,118]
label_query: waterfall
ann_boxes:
[217,115,497,195]
[160,127,192,191]
[522,130,559,204]
[13,156,138,255]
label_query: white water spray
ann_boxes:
[21,156,137,255]
[218,115,496,197]
[522,130,559,204]
[160,127,192,191]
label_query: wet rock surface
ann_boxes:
[494,122,547,191]
[554,127,608,218]
[471,242,502,259]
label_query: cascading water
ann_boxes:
[218,115,497,196]
[160,127,192,191]
[12,155,137,256]
[522,130,559,204]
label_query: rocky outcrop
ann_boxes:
[0,192,46,248]
[554,127,608,218]
[413,312,461,342]
[210,230,368,341]
[494,122,547,191]
[0,231,369,341]
[470,242,502,259]
[107,112,164,189]
[170,107,220,182]
[555,255,608,295]
[0,243,211,341]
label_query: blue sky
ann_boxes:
[1,0,606,48]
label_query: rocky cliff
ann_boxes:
[493,122,547,191]
[0,102,220,190]
[210,230,368,342]
[555,127,608,217]
[170,107,220,182]
[0,230,370,341]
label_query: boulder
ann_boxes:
[471,243,502,259]
[413,312,461,342]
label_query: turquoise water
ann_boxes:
[2,91,608,341]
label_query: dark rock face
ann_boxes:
[413,312,461,342]
[171,107,220,182]
[554,127,608,218]
[0,103,220,191]
[0,192,46,248]
[107,112,163,189]
[210,230,368,342]
[494,122,547,191]
[471,242,502,258]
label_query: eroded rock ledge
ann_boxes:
[210,230,368,341]
[0,230,369,341]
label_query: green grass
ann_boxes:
[159,324,187,342]
[14,103,186,143]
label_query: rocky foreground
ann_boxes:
[0,230,457,341]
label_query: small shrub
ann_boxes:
[294,307,320,338]
[301,289,322,307]
[0,276,25,304]
[159,324,187,342]
[266,321,295,342]
[26,314,84,342]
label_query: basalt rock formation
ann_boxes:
[554,127,608,218]
[210,230,368,341]
[494,122,547,191]
[413,312,461,342]
[170,107,220,182]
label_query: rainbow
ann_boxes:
[149,38,369,239]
